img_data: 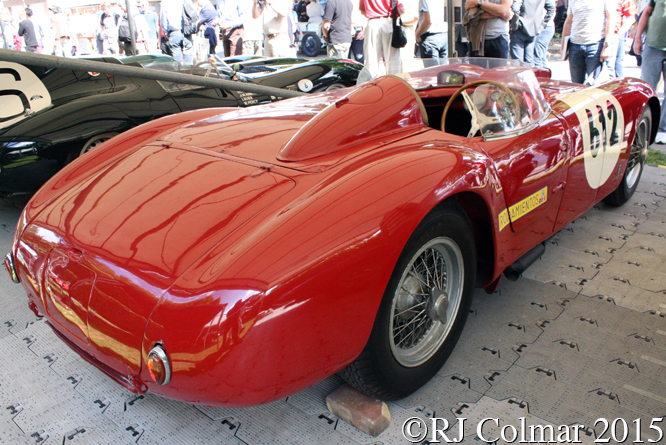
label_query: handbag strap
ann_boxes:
[391,2,403,26]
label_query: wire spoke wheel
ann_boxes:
[339,203,475,400]
[626,115,649,189]
[82,136,110,155]
[66,132,118,164]
[80,132,118,157]
[389,237,464,367]
[603,106,651,207]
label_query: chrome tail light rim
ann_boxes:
[5,253,19,283]
[147,345,171,386]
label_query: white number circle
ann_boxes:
[559,89,625,189]
[297,78,313,92]
[0,62,52,130]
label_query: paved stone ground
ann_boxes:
[0,165,665,444]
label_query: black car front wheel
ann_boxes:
[67,132,118,164]
[340,200,476,400]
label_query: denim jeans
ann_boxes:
[641,45,666,133]
[510,28,535,64]
[614,34,626,77]
[348,29,364,64]
[473,35,509,59]
[168,30,192,63]
[568,40,603,85]
[533,25,554,68]
[600,36,619,80]
[417,32,447,58]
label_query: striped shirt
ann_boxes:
[615,0,636,34]
[567,0,609,45]
[360,0,404,19]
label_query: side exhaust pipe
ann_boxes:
[503,242,546,282]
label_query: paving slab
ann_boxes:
[395,371,485,428]
[549,217,634,252]
[521,243,605,293]
[576,268,666,313]
[453,396,597,445]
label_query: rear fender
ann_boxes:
[138,136,507,405]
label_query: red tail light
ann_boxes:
[147,345,171,386]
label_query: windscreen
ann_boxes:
[357,58,532,85]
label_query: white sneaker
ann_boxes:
[656,132,666,145]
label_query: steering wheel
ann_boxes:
[189,60,224,78]
[441,80,521,138]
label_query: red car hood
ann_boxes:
[18,144,295,376]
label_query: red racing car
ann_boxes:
[5,59,659,407]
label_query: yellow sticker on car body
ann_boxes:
[499,186,548,232]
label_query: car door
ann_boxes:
[551,88,626,230]
[483,110,569,238]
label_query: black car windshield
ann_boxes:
[139,57,235,92]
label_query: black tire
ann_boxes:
[301,32,321,57]
[603,106,651,207]
[339,200,476,400]
[66,132,118,164]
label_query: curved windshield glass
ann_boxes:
[359,58,549,138]
[357,58,532,85]
[457,70,549,136]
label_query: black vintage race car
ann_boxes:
[0,54,362,193]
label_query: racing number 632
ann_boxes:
[585,101,620,158]
[559,89,625,190]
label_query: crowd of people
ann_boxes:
[0,0,446,63]
[0,2,160,57]
[0,0,664,143]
